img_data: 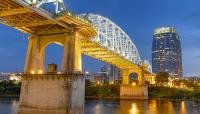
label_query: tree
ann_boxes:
[0,86,5,94]
[155,72,169,86]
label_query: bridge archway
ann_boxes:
[24,32,82,74]
[129,73,139,85]
[122,67,144,86]
[44,43,64,73]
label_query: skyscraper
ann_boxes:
[109,65,122,82]
[99,65,109,82]
[152,27,182,79]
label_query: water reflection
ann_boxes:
[180,101,187,114]
[129,103,138,114]
[119,100,199,114]
[1,98,200,114]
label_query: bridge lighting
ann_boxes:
[132,82,136,86]
[180,82,183,88]
[85,71,89,75]
[110,81,114,85]
[38,70,43,74]
[31,70,35,74]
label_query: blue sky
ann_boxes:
[0,0,200,76]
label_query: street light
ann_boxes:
[85,71,89,75]
[38,70,43,74]
[180,82,183,88]
[31,70,35,74]
[132,82,136,86]
[110,81,114,85]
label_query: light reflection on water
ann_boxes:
[0,98,200,114]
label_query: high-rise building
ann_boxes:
[152,27,182,79]
[109,65,122,82]
[99,65,109,82]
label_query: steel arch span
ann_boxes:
[81,13,142,65]
[143,60,152,73]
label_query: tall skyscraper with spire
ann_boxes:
[152,27,183,79]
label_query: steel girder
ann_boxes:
[81,13,142,65]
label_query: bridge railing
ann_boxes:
[22,74,85,81]
[21,0,93,26]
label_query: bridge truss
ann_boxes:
[81,14,142,65]
[0,0,152,71]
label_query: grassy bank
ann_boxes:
[148,86,200,99]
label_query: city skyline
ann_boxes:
[0,0,200,76]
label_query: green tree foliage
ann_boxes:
[155,72,169,86]
[0,80,21,95]
[0,86,5,94]
[85,80,120,97]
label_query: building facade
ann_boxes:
[152,27,182,79]
[99,65,109,82]
[109,65,122,83]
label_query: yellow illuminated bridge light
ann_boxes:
[31,70,35,74]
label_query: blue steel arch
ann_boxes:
[81,13,142,65]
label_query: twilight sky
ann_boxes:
[0,0,200,77]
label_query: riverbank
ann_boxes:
[148,86,200,99]
[1,79,200,100]
[0,94,19,98]
[0,80,21,97]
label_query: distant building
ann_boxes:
[0,73,9,81]
[152,27,182,79]
[99,65,109,82]
[92,73,101,83]
[0,72,21,81]
[144,73,156,85]
[185,76,200,81]
[109,65,122,83]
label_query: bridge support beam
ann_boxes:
[24,36,45,74]
[120,67,148,100]
[62,32,82,74]
[20,33,84,114]
[24,32,82,74]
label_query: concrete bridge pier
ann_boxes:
[120,67,148,100]
[19,33,85,114]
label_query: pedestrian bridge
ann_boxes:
[0,0,150,113]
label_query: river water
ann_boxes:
[0,98,200,114]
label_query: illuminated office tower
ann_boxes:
[152,27,182,79]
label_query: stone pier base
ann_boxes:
[120,85,148,100]
[18,74,85,114]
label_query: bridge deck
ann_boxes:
[0,0,140,70]
[0,0,96,37]
[81,39,139,70]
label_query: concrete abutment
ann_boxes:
[120,68,148,100]
[18,74,85,114]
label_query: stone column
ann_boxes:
[24,35,44,74]
[24,36,33,73]
[122,70,129,85]
[137,67,144,86]
[62,32,82,74]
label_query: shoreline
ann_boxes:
[1,95,200,102]
[0,95,19,99]
[85,96,200,101]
